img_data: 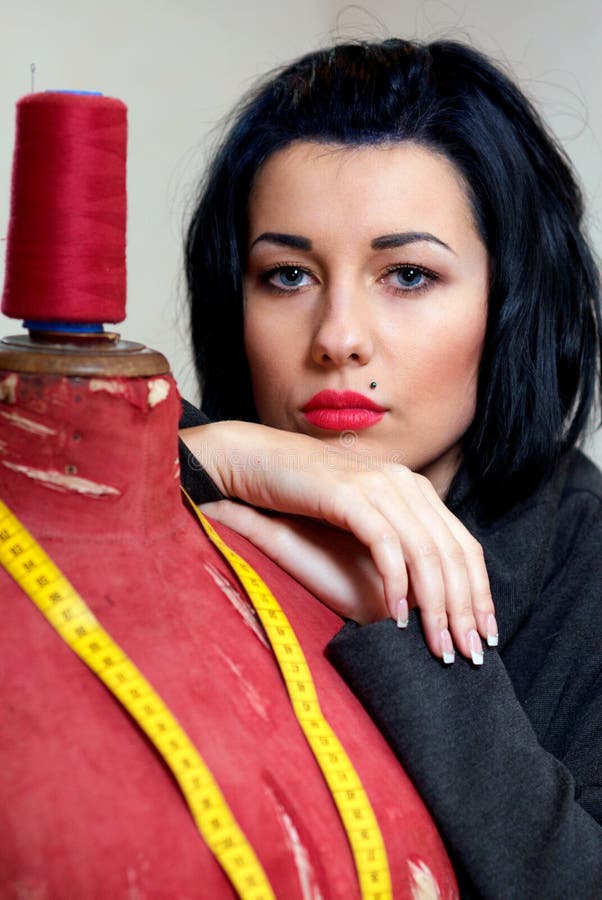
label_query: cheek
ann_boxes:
[410,308,486,419]
[442,326,483,384]
[440,317,486,423]
[243,309,292,420]
[243,315,268,394]
[244,293,310,382]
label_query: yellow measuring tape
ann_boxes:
[0,494,392,899]
[184,492,393,899]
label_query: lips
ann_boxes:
[301,390,386,431]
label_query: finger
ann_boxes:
[321,481,411,619]
[368,475,473,661]
[368,467,488,663]
[416,477,497,649]
[396,476,484,662]
[330,476,450,651]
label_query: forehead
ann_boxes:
[247,140,479,243]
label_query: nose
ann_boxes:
[310,293,374,368]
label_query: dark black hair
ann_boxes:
[185,38,601,509]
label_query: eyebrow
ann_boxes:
[371,232,455,255]
[250,232,312,251]
[249,229,455,255]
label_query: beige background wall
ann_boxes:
[1,0,601,462]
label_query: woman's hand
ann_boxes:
[180,421,497,663]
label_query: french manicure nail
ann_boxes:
[396,598,409,628]
[468,629,484,665]
[440,628,455,664]
[486,614,499,647]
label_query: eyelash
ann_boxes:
[258,262,439,295]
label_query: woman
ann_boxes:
[178,39,602,896]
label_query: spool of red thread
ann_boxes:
[1,91,127,325]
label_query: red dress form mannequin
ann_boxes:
[0,361,458,899]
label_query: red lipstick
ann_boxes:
[302,390,386,431]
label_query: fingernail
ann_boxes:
[468,629,484,665]
[396,598,409,628]
[440,628,455,664]
[486,614,499,647]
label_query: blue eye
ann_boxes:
[395,266,425,288]
[265,266,313,291]
[278,267,305,287]
[381,264,437,294]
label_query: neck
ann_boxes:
[0,372,184,540]
[419,443,463,500]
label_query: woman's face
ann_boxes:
[243,141,489,495]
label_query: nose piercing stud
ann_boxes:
[369,381,377,390]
